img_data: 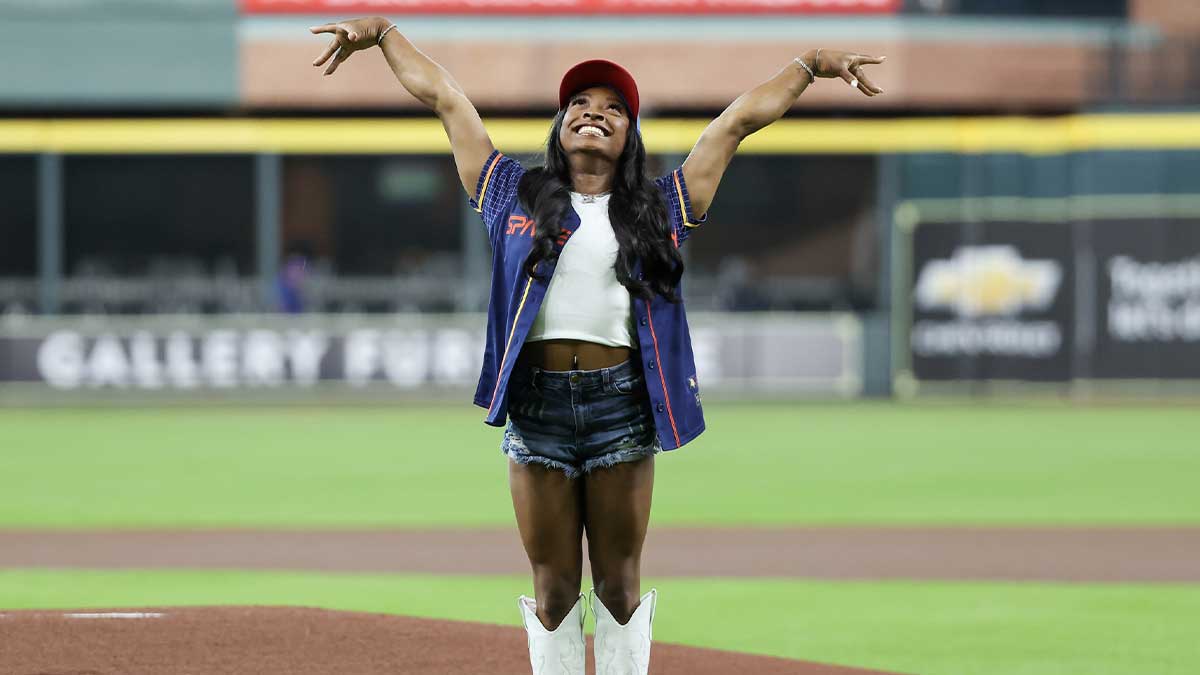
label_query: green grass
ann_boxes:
[2,402,1199,528]
[3,403,1198,674]
[3,569,1198,675]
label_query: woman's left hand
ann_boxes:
[803,49,886,97]
[309,17,391,76]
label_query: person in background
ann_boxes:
[276,252,309,314]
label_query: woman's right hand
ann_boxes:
[310,17,392,76]
[802,48,885,96]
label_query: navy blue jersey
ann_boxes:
[469,150,707,450]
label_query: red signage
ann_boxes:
[243,0,898,15]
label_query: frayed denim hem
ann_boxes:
[501,424,583,480]
[581,441,662,475]
[500,421,660,480]
[503,447,583,480]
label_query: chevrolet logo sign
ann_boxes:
[915,246,1062,318]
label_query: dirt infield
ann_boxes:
[4,527,1194,675]
[2,527,1197,582]
[0,606,902,675]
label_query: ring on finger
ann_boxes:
[850,78,859,89]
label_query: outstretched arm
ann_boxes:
[310,17,494,197]
[681,49,885,217]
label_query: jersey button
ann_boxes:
[656,402,665,413]
[639,317,647,326]
[648,361,656,370]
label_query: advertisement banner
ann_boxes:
[241,0,899,15]
[1093,218,1200,379]
[0,313,860,399]
[908,221,1074,382]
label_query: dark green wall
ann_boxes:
[0,0,237,107]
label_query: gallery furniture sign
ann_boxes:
[0,313,861,399]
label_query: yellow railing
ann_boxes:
[3,114,1199,154]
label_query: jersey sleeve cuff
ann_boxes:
[673,168,707,228]
[470,149,505,213]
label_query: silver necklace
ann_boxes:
[577,191,611,204]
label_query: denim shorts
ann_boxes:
[502,356,663,479]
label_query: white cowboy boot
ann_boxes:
[518,593,586,675]
[590,588,656,675]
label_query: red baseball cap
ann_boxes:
[558,59,640,120]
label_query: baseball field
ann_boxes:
[2,401,1198,674]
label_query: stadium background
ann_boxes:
[2,1,1199,674]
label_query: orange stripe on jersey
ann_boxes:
[474,152,504,214]
[487,276,533,413]
[671,170,701,228]
[644,298,681,447]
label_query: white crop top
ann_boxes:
[527,192,635,348]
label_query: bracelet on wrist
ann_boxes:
[794,55,816,82]
[378,23,398,45]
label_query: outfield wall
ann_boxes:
[889,151,1200,396]
[6,115,1200,398]
[0,312,861,405]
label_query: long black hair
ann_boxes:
[517,108,684,302]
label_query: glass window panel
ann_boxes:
[683,154,878,310]
[0,156,37,277]
[281,155,463,312]
[282,155,462,277]
[64,155,255,278]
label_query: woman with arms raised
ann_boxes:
[310,19,884,675]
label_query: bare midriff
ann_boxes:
[517,339,633,372]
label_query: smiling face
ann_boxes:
[557,86,631,164]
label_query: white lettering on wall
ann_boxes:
[27,326,484,390]
[432,329,473,384]
[381,331,427,388]
[689,328,721,383]
[243,330,286,387]
[130,331,163,389]
[87,334,130,388]
[202,331,239,388]
[37,331,85,389]
[166,331,199,389]
[912,320,1062,357]
[344,329,381,387]
[1107,256,1200,343]
[286,331,328,387]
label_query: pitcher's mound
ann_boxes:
[0,606,898,674]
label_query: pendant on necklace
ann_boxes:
[582,194,596,203]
